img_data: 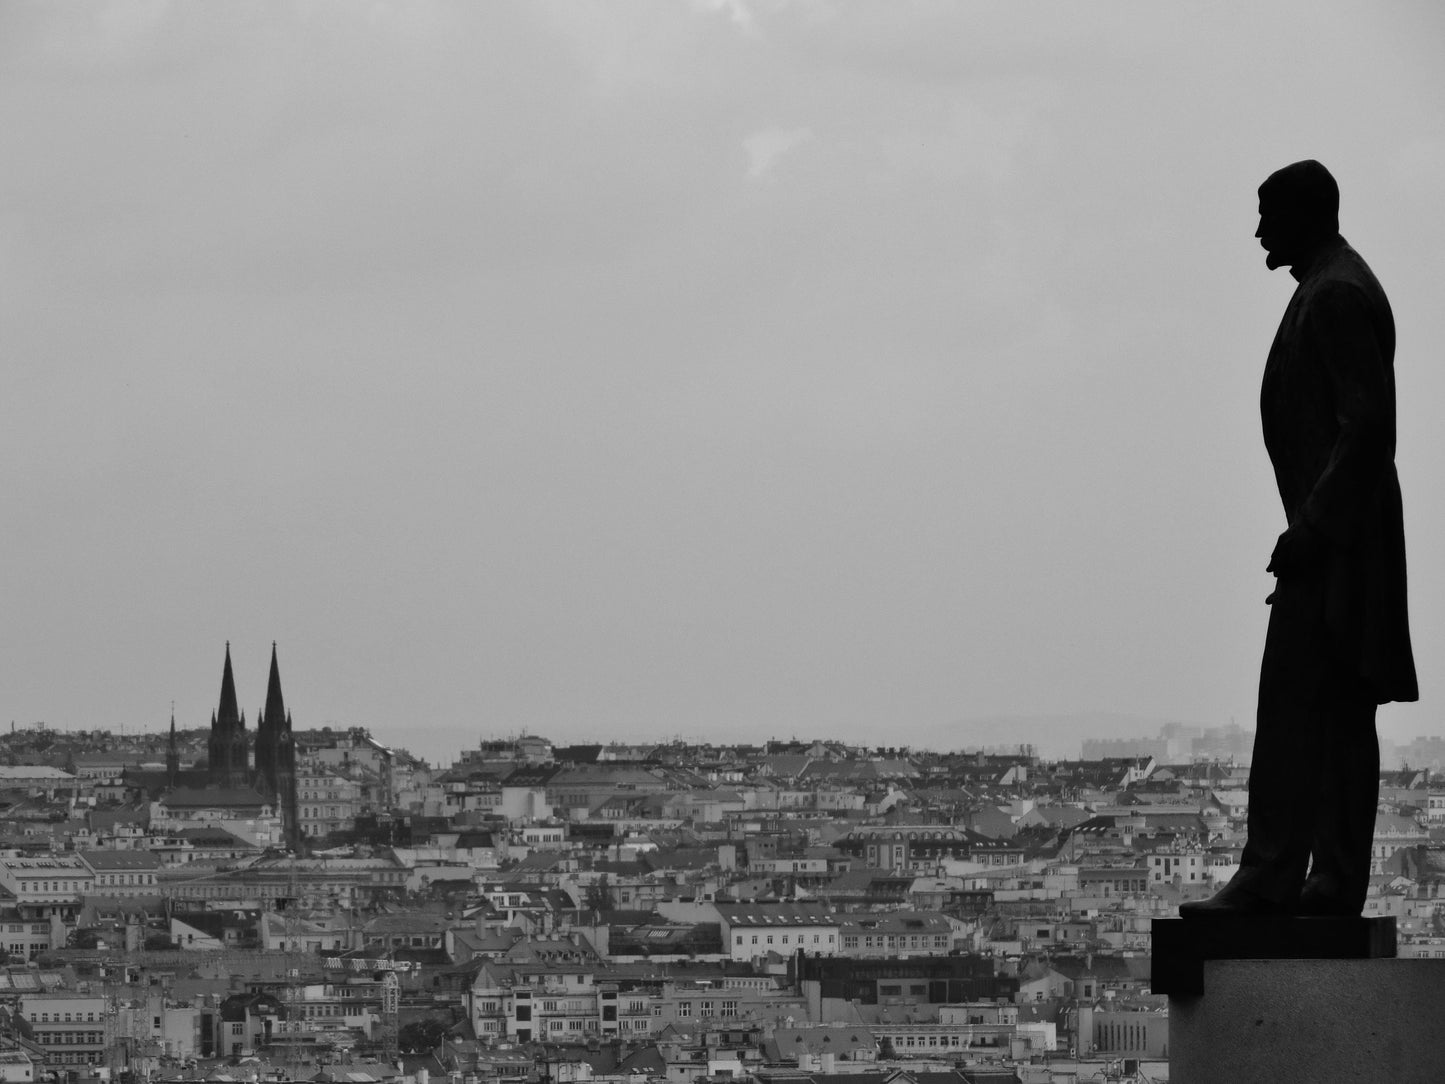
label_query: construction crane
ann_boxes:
[379,970,400,1064]
[319,956,412,1062]
[272,858,304,1057]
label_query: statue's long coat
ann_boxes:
[1260,236,1418,703]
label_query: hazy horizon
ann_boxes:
[0,707,1317,772]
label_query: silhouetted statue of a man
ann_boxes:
[1182,160,1418,918]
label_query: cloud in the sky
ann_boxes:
[691,0,759,35]
[743,126,813,180]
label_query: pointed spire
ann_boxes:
[263,641,287,732]
[166,709,179,779]
[217,641,241,730]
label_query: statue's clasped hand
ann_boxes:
[1264,519,1325,603]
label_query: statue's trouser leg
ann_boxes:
[1307,693,1378,911]
[1240,566,1374,906]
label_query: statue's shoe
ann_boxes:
[1297,877,1362,917]
[1179,879,1291,918]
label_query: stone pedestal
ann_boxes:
[1152,915,1396,995]
[1168,958,1445,1083]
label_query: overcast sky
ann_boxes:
[3,2,1442,765]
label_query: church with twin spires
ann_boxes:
[166,642,302,852]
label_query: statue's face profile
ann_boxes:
[1255,198,1308,271]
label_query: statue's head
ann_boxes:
[1255,159,1340,270]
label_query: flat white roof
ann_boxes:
[0,766,76,780]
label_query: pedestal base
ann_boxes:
[1169,958,1445,1084]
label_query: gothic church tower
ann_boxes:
[255,643,303,852]
[207,642,250,787]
